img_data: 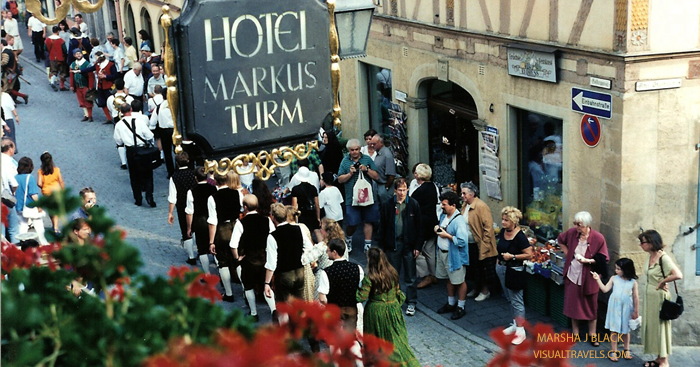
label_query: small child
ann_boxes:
[318,173,344,241]
[592,258,639,362]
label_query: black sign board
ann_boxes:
[173,0,332,157]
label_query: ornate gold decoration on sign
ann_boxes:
[204,141,319,181]
[160,6,183,155]
[327,0,342,129]
[26,0,104,25]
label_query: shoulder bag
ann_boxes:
[21,176,43,219]
[658,255,683,320]
[125,118,162,170]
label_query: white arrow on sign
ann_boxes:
[572,91,612,112]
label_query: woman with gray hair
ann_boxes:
[557,211,609,346]
[410,163,441,288]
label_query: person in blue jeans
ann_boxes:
[14,157,48,245]
[1,138,19,243]
[378,178,422,316]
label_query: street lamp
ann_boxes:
[333,0,376,59]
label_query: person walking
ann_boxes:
[45,26,68,91]
[495,206,533,345]
[378,178,422,317]
[73,51,118,124]
[167,152,198,265]
[36,152,65,234]
[208,171,242,302]
[461,181,497,302]
[185,167,217,273]
[411,163,440,289]
[357,248,420,367]
[638,230,683,367]
[369,134,396,205]
[68,49,94,122]
[113,103,155,207]
[14,157,48,245]
[27,13,46,63]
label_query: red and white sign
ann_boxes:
[580,114,601,148]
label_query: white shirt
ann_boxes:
[206,186,244,226]
[1,153,18,193]
[27,17,45,33]
[150,100,174,129]
[264,222,314,271]
[185,181,210,215]
[1,92,16,119]
[148,93,164,114]
[123,69,145,97]
[318,186,343,221]
[229,211,275,249]
[113,115,154,147]
[112,46,127,72]
[317,258,364,296]
[79,23,89,38]
[107,92,134,119]
[360,146,377,161]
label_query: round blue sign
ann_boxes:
[580,114,601,147]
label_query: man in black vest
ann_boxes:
[112,103,155,207]
[318,239,364,332]
[208,172,241,302]
[167,152,198,265]
[186,167,217,274]
[264,203,312,304]
[230,194,277,321]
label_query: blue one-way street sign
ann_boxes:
[571,88,612,119]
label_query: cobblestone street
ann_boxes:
[11,49,699,367]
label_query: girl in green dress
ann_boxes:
[638,230,683,367]
[357,248,420,367]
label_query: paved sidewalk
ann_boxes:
[15,38,699,366]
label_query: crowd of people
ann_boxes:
[0,12,686,366]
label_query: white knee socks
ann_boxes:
[199,254,211,274]
[245,289,257,315]
[219,267,233,296]
[183,239,195,259]
[265,290,276,312]
[118,146,127,165]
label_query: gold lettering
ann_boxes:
[204,74,228,102]
[204,17,230,62]
[232,15,263,58]
[225,105,240,134]
[281,98,303,124]
[263,100,278,128]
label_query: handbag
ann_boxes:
[505,266,526,290]
[125,118,162,170]
[2,189,16,208]
[351,170,374,207]
[658,255,683,320]
[21,176,43,219]
[85,89,98,102]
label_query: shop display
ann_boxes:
[479,126,502,200]
[387,103,409,177]
[522,238,569,326]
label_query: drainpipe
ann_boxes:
[696,143,700,275]
[115,0,124,44]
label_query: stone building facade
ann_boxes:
[337,0,699,344]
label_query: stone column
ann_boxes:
[405,96,429,169]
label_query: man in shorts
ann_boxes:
[337,138,380,253]
[434,191,470,320]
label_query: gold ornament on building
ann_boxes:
[26,0,104,25]
[328,0,342,130]
[160,6,184,156]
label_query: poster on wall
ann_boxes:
[480,126,502,200]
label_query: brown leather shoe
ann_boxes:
[417,275,438,289]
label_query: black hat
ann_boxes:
[70,27,81,36]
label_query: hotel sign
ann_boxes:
[174,0,332,156]
[507,47,557,83]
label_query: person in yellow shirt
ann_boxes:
[37,151,65,233]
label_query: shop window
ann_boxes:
[517,109,563,240]
[364,64,392,135]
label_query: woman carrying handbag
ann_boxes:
[14,157,48,245]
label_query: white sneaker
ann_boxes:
[503,320,517,335]
[405,304,416,316]
[474,292,491,302]
[466,289,477,298]
[345,237,352,253]
[512,327,526,345]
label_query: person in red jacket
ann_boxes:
[73,51,118,124]
[45,26,68,91]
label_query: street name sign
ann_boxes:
[571,88,612,119]
[173,0,332,157]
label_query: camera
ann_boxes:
[353,161,362,170]
[436,227,444,233]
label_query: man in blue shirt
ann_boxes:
[337,138,379,253]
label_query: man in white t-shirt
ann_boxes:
[318,172,343,225]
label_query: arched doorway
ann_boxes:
[124,3,137,41]
[425,80,479,188]
[140,7,153,51]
